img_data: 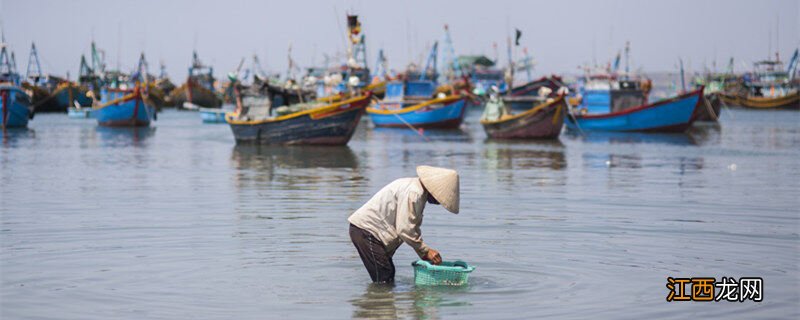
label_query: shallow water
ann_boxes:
[1,107,798,319]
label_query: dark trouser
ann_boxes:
[349,224,395,283]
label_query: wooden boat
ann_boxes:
[23,43,93,112]
[719,91,799,109]
[367,45,467,129]
[695,92,722,121]
[367,93,467,129]
[93,86,156,127]
[168,51,221,109]
[566,88,703,132]
[0,44,33,128]
[718,55,799,110]
[481,95,566,139]
[226,93,371,145]
[690,63,739,121]
[24,81,93,113]
[1,84,33,128]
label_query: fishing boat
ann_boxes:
[481,95,566,139]
[168,51,221,109]
[225,92,371,145]
[93,85,156,127]
[1,42,33,128]
[367,43,468,129]
[1,84,33,128]
[22,43,92,113]
[367,92,467,129]
[719,50,799,110]
[566,88,703,132]
[155,61,176,107]
[689,58,738,121]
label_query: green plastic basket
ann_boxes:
[412,260,475,286]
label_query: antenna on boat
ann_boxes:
[679,57,686,94]
[776,12,780,61]
[441,24,462,82]
[624,41,630,80]
[115,23,121,73]
[25,42,42,82]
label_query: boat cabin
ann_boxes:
[578,74,647,114]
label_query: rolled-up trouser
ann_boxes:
[349,223,395,283]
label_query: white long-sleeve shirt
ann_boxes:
[348,177,430,258]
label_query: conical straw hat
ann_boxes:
[416,165,459,214]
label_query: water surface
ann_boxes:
[1,108,798,319]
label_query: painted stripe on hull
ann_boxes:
[229,107,364,145]
[566,89,701,132]
[369,99,466,129]
[94,97,156,127]
[482,99,566,139]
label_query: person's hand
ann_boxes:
[424,248,442,265]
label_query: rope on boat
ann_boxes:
[565,99,586,136]
[391,112,430,142]
[703,95,719,121]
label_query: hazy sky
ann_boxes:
[2,0,798,81]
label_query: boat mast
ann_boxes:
[441,24,461,82]
[518,47,534,82]
[624,41,630,80]
[679,58,686,93]
[136,52,149,84]
[419,42,438,81]
[25,42,43,84]
[372,49,387,81]
[159,60,168,80]
[252,54,266,80]
[0,40,18,84]
[347,14,367,70]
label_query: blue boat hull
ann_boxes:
[1,86,33,128]
[200,109,227,123]
[368,98,466,129]
[566,89,702,132]
[68,107,94,119]
[94,94,156,127]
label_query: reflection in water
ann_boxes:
[231,144,360,187]
[583,153,705,172]
[350,283,470,320]
[1,128,36,146]
[688,122,722,146]
[370,127,473,143]
[231,144,359,169]
[483,140,566,171]
[95,126,156,147]
[563,131,697,146]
